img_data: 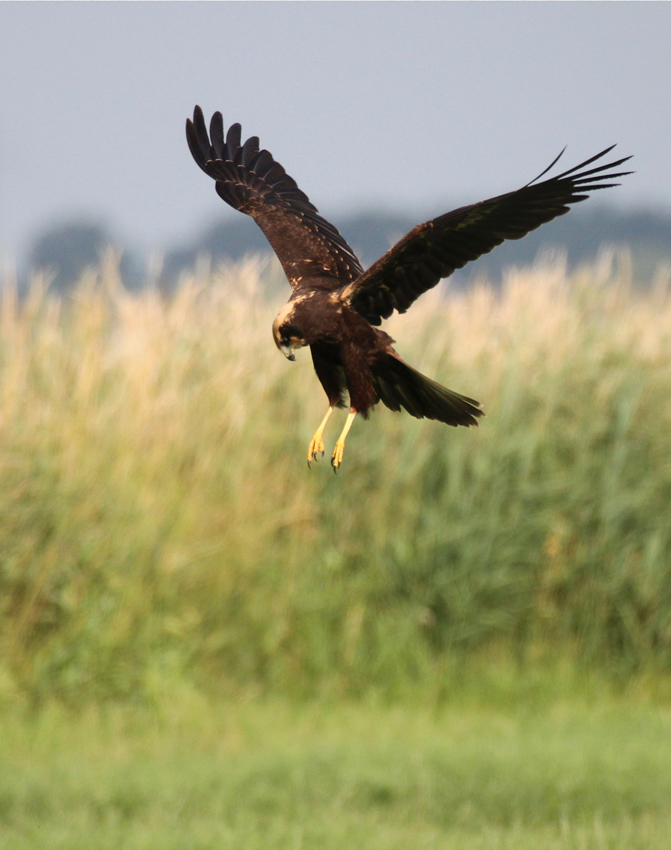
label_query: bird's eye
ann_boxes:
[283,323,301,338]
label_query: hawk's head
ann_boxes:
[272,302,306,361]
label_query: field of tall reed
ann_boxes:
[1,250,670,705]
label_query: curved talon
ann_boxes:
[331,440,346,472]
[307,438,326,467]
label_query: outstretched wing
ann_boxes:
[340,147,633,325]
[186,106,363,289]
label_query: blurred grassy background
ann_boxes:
[2,251,671,848]
[1,250,671,707]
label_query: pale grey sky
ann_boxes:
[1,1,670,258]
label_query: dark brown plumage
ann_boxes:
[186,106,632,470]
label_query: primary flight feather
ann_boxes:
[186,106,632,470]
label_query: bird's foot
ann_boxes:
[330,409,357,474]
[331,439,346,473]
[307,435,326,468]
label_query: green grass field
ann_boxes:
[2,698,671,849]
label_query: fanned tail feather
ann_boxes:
[374,357,483,427]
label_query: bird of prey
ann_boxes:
[186,106,632,471]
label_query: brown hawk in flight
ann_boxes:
[186,106,631,470]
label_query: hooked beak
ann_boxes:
[280,342,296,361]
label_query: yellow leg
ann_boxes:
[308,405,335,467]
[331,408,357,473]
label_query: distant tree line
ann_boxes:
[25,220,143,293]
[21,206,671,294]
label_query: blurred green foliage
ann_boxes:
[1,251,671,706]
[2,699,671,849]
